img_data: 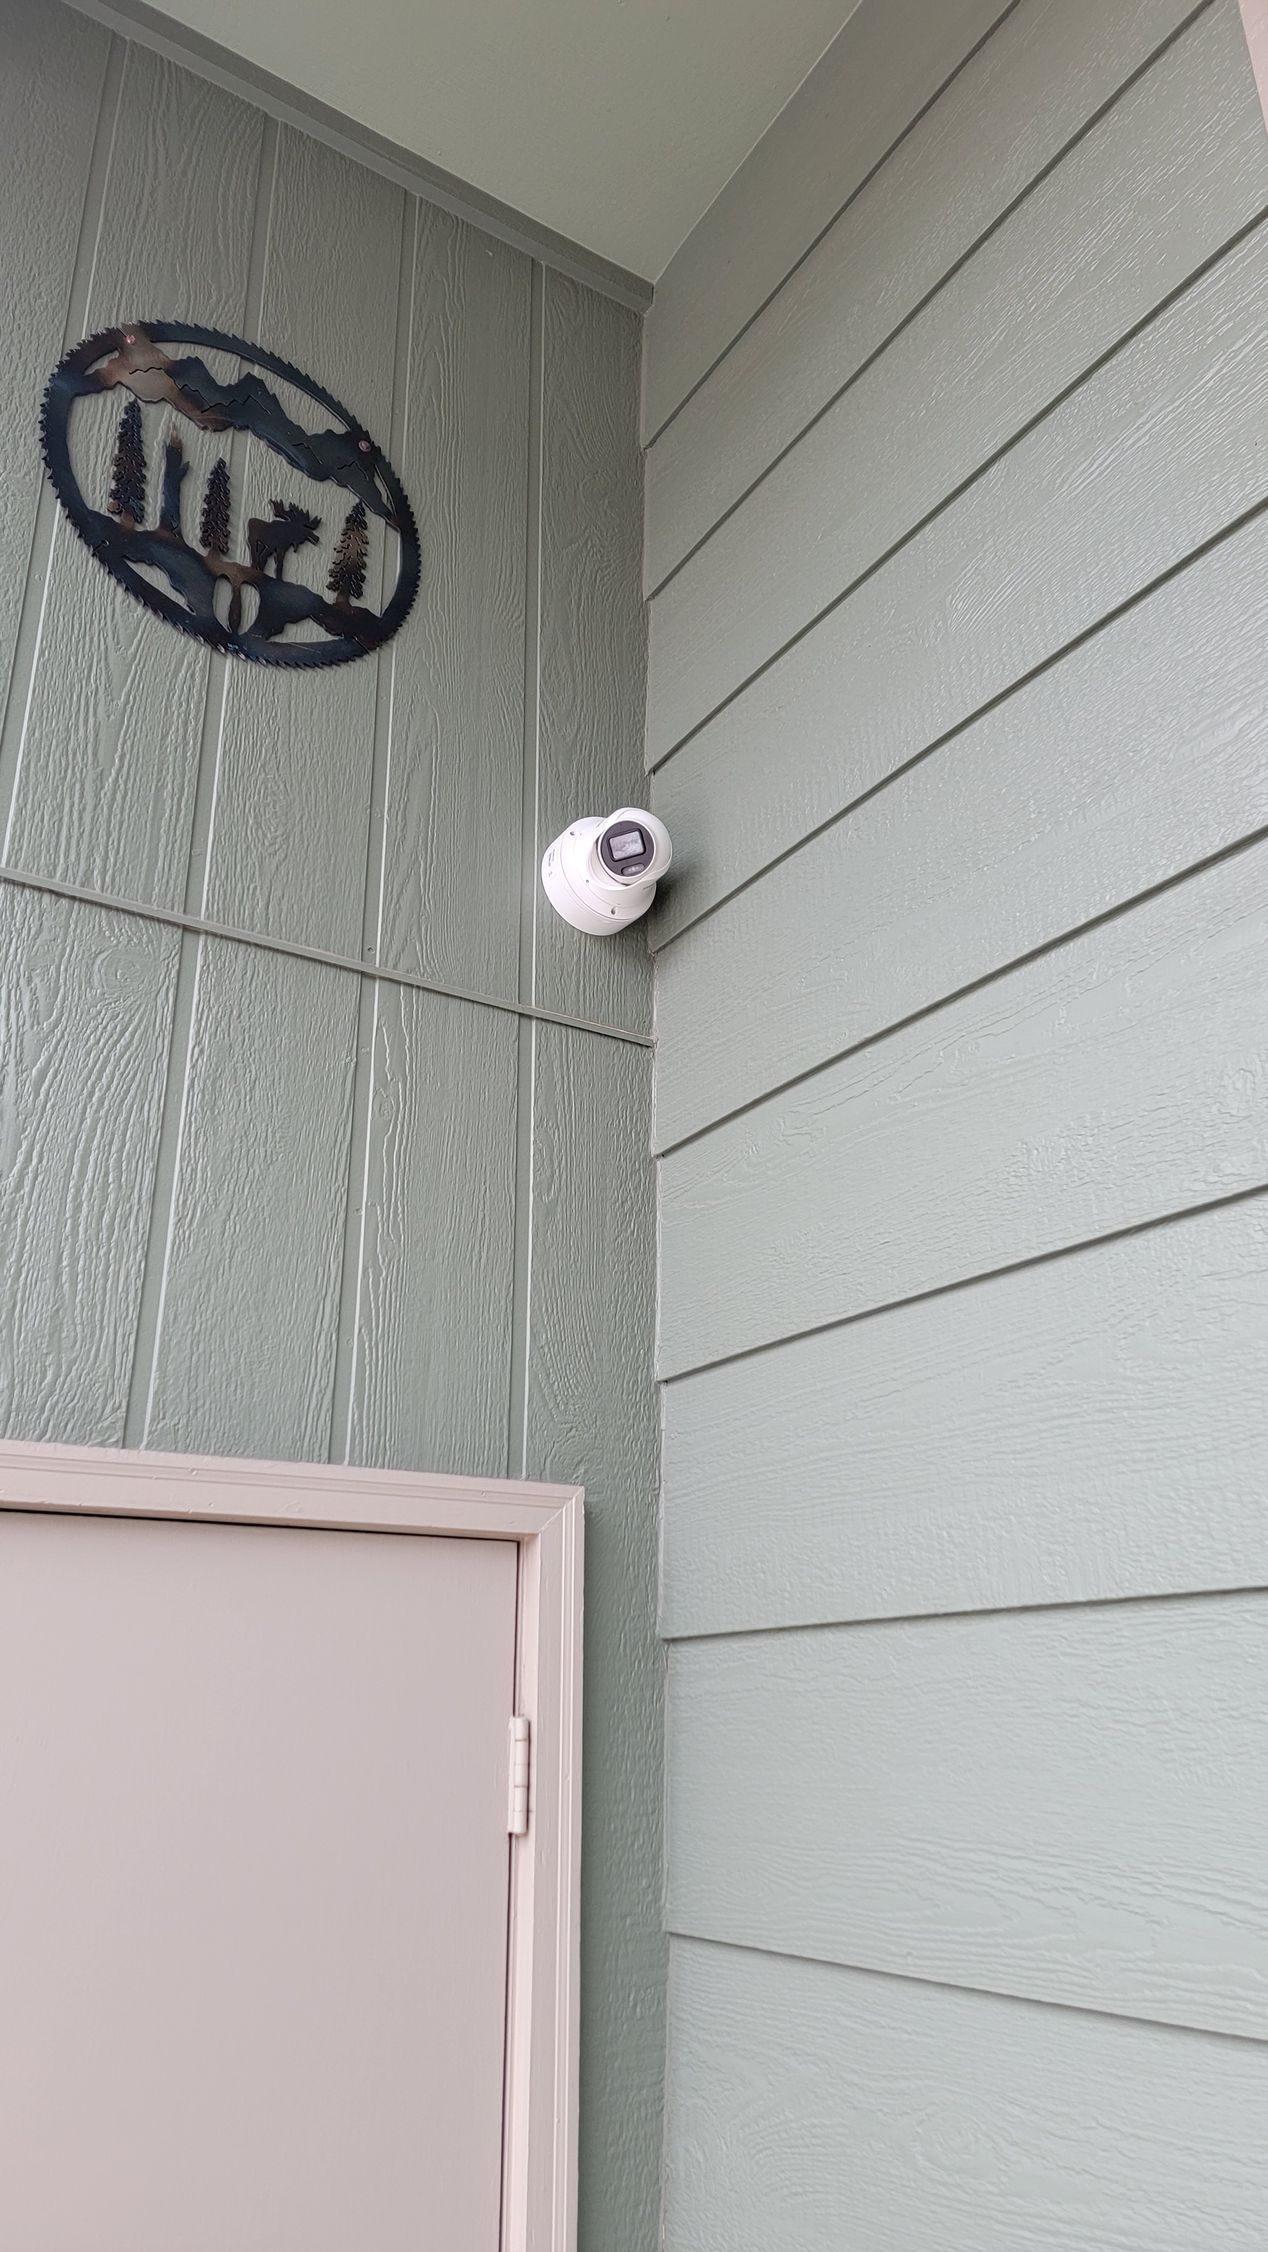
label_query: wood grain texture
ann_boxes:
[669,1593,1268,2036]
[659,838,1268,1375]
[653,0,1268,2231]
[0,887,178,1444]
[0,17,662,2239]
[649,214,1268,939]
[377,203,530,996]
[643,0,1205,592]
[0,0,109,732]
[143,940,358,1460]
[523,1027,662,2252]
[537,274,652,1034]
[646,1,1268,763]
[666,1940,1268,2252]
[203,130,403,953]
[654,505,1268,1148]
[5,44,262,906]
[640,0,1009,442]
[347,986,517,1477]
[661,1193,1268,1635]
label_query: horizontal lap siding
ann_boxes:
[646,0,1267,760]
[668,1596,1268,2037]
[640,0,1009,442]
[650,203,1268,938]
[653,504,1268,1148]
[660,1192,1268,1634]
[0,8,661,2239]
[644,0,1206,592]
[666,1941,1268,2252]
[649,0,1268,2242]
[659,836,1268,1374]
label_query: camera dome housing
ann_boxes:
[541,808,672,936]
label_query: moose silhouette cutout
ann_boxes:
[248,500,322,577]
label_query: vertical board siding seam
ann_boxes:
[120,931,203,1446]
[507,1030,538,1478]
[648,195,1268,775]
[121,114,280,1449]
[327,972,380,1465]
[644,0,1217,600]
[181,115,278,918]
[0,33,123,847]
[327,188,416,1465]
[641,0,1023,450]
[506,260,546,1480]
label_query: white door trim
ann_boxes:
[0,1437,584,2252]
[1238,0,1268,126]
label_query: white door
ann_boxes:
[0,1507,518,2252]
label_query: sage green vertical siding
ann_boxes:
[0,3,661,2240]
[646,0,1268,2244]
[524,1026,660,2251]
[5,41,264,906]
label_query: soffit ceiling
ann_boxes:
[134,0,860,280]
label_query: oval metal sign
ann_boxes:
[40,321,420,668]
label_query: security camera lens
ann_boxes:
[599,823,652,876]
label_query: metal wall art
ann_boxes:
[40,321,420,667]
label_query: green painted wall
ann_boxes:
[645,0,1268,2242]
[0,4,663,2241]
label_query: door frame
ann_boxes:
[0,1436,584,2252]
[1239,0,1268,125]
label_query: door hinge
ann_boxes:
[508,1715,531,1836]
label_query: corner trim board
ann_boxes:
[0,1436,585,2252]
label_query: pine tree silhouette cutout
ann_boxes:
[199,457,232,557]
[107,398,147,526]
[327,500,368,604]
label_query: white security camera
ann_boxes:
[541,807,672,936]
